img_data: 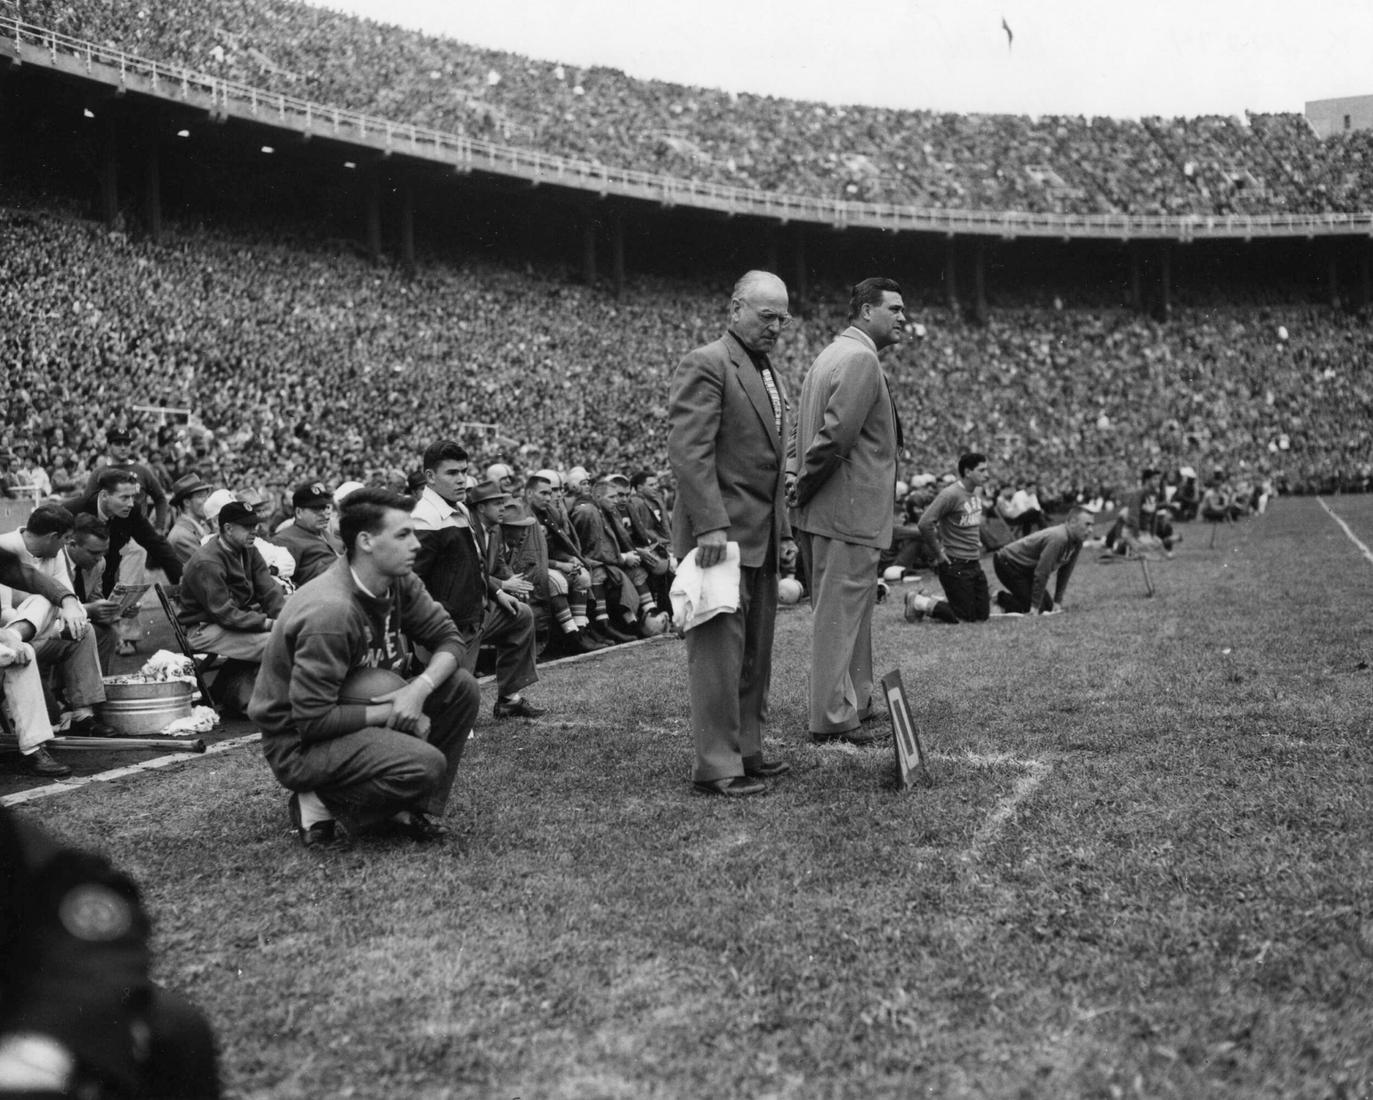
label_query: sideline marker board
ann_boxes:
[881,669,930,789]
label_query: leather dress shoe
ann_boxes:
[743,759,791,779]
[68,714,120,738]
[693,775,767,797]
[399,812,449,843]
[493,697,546,719]
[811,728,880,747]
[20,746,72,777]
[288,793,351,851]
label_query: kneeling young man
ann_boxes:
[249,488,480,849]
[993,506,1094,615]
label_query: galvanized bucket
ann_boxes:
[99,678,193,736]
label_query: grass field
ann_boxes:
[14,496,1373,1099]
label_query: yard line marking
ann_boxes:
[1,732,262,808]
[951,754,1052,863]
[1318,497,1373,566]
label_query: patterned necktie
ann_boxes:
[758,361,782,436]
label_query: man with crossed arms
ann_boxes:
[790,277,907,747]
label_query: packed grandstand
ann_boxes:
[0,0,1370,501]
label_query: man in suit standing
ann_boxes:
[668,270,796,797]
[791,277,907,745]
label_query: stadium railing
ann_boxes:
[4,16,1372,242]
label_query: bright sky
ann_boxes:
[317,0,1373,120]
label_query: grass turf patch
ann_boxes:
[18,496,1373,1099]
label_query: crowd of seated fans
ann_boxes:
[14,0,1373,217]
[2,199,1369,520]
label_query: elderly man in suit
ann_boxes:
[668,270,796,797]
[791,277,907,746]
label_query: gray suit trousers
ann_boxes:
[804,533,879,735]
[685,561,777,782]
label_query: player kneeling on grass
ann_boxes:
[992,506,1094,616]
[249,488,480,850]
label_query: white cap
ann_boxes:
[333,481,365,506]
[533,468,562,488]
[203,489,236,524]
[566,465,590,488]
[485,462,514,482]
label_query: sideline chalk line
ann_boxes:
[1,732,262,808]
[1317,497,1373,567]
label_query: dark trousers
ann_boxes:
[936,557,990,622]
[459,600,538,698]
[262,670,480,827]
[993,553,1055,615]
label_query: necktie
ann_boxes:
[758,362,782,436]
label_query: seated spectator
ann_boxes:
[1108,467,1178,557]
[993,506,1094,614]
[1006,481,1048,538]
[623,469,675,613]
[239,489,297,593]
[61,515,121,664]
[0,805,220,1097]
[571,477,662,640]
[270,481,341,587]
[1200,476,1237,522]
[249,488,482,850]
[506,474,603,655]
[177,500,286,713]
[466,480,545,719]
[0,504,113,737]
[411,443,543,719]
[0,534,91,777]
[69,468,184,667]
[167,473,216,564]
[1,630,70,776]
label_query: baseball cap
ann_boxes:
[292,481,332,509]
[217,501,259,529]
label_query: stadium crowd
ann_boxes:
[14,0,1373,216]
[2,203,1369,510]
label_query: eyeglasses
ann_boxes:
[745,301,792,329]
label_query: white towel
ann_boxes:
[669,543,741,631]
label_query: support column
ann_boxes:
[1328,247,1341,309]
[399,176,415,278]
[143,136,162,245]
[970,240,987,325]
[364,168,382,263]
[792,227,808,308]
[943,237,959,311]
[99,112,119,226]
[1359,244,1371,310]
[1157,243,1171,322]
[1128,242,1142,312]
[610,209,625,297]
[581,212,597,285]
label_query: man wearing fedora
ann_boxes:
[270,482,341,588]
[466,480,544,719]
[167,473,216,564]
